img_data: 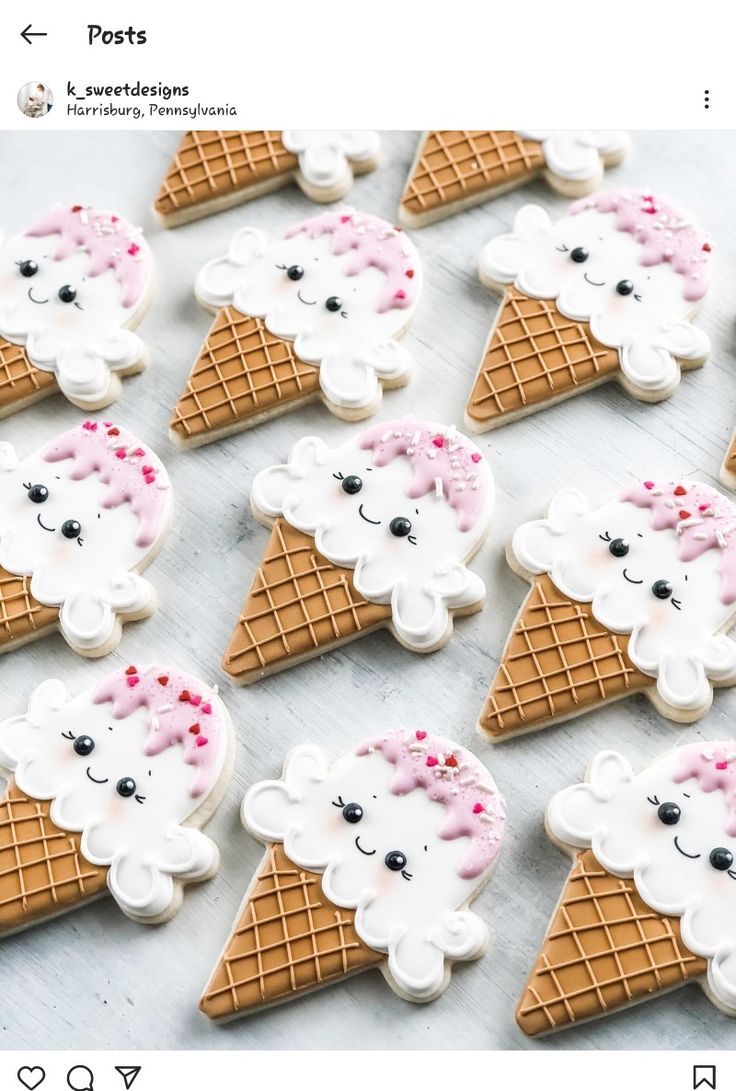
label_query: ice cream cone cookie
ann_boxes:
[223,416,493,683]
[719,431,736,491]
[465,189,712,432]
[170,209,422,447]
[0,204,153,417]
[0,420,171,657]
[154,130,380,227]
[200,728,505,1018]
[0,664,232,934]
[480,479,736,741]
[516,743,736,1034]
[399,131,630,227]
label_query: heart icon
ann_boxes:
[17,1068,46,1091]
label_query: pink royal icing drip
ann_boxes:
[569,188,712,302]
[359,417,490,533]
[92,665,225,798]
[283,209,417,314]
[673,741,736,837]
[622,479,736,605]
[42,420,169,548]
[356,729,505,878]
[25,205,150,308]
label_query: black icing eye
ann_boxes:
[73,735,95,757]
[58,284,77,303]
[325,296,342,312]
[19,259,39,277]
[385,850,407,872]
[616,279,635,296]
[61,519,81,539]
[341,475,363,495]
[116,777,136,798]
[609,537,630,558]
[286,264,304,281]
[570,246,589,263]
[652,579,673,600]
[27,483,48,503]
[389,517,412,537]
[342,802,363,824]
[657,801,681,825]
[709,847,734,871]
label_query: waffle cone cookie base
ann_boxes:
[200,842,383,1019]
[466,290,620,432]
[0,338,58,419]
[479,574,651,741]
[720,431,736,490]
[0,778,108,935]
[0,566,59,653]
[400,132,546,227]
[516,849,706,1036]
[223,519,392,684]
[170,309,322,447]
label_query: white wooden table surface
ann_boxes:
[2,130,736,1051]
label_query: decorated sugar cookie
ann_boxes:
[399,130,630,227]
[465,188,712,432]
[518,743,736,1034]
[200,728,505,1018]
[0,664,233,934]
[0,204,152,418]
[154,130,381,227]
[479,478,736,741]
[0,420,171,657]
[223,416,493,683]
[170,209,422,447]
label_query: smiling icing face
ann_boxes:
[0,420,170,653]
[244,729,505,999]
[195,209,422,410]
[0,205,151,404]
[480,188,711,394]
[513,481,736,713]
[0,665,229,919]
[548,744,736,1015]
[252,417,493,649]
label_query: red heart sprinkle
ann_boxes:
[71,204,83,212]
[125,665,137,675]
[189,723,200,735]
[144,474,155,484]
[674,485,687,495]
[126,677,139,688]
[157,675,168,686]
[432,436,444,448]
[643,481,654,489]
[679,510,691,520]
[115,449,126,460]
[141,465,153,475]
[416,730,427,740]
[471,452,481,463]
[201,703,212,715]
[405,269,415,278]
[340,215,351,223]
[703,242,712,252]
[445,755,458,767]
[472,803,484,814]
[179,690,191,703]
[426,756,438,767]
[107,427,120,437]
[716,760,728,769]
[196,737,208,747]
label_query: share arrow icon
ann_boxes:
[115,1068,142,1090]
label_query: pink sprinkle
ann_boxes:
[115,448,126,460]
[340,215,351,223]
[83,421,98,432]
[394,289,406,301]
[190,694,201,707]
[472,803,484,814]
[426,755,438,767]
[132,447,145,457]
[699,504,709,511]
[471,452,482,463]
[644,480,655,489]
[128,243,140,256]
[126,676,139,688]
[111,215,119,223]
[415,730,427,740]
[143,473,154,484]
[103,421,113,427]
[432,436,444,448]
[201,702,212,715]
[195,736,208,748]
[717,760,729,770]
[141,465,153,475]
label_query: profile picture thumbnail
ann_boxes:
[17,82,53,118]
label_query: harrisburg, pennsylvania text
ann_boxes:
[67,103,239,118]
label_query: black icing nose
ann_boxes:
[652,579,673,600]
[709,847,733,871]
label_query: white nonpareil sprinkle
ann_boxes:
[435,477,443,498]
[664,497,675,508]
[411,430,420,446]
[157,704,173,714]
[652,488,664,496]
[381,430,392,442]
[428,450,437,460]
[717,529,727,547]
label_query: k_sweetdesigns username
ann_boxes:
[66,81,190,99]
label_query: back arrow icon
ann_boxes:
[21,25,48,44]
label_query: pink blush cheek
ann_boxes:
[584,550,609,569]
[375,868,395,895]
[648,603,671,627]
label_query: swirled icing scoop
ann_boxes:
[0,419,171,656]
[0,664,233,932]
[223,416,494,683]
[0,203,153,417]
[517,742,736,1034]
[200,728,505,1018]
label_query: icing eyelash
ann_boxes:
[672,597,682,611]
[408,535,418,546]
[556,243,570,253]
[61,730,76,740]
[331,796,345,808]
[332,472,345,481]
[599,531,612,542]
[647,794,660,805]
[402,871,412,881]
[135,794,146,805]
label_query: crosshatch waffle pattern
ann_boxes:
[723,434,736,478]
[154,131,298,218]
[200,843,383,1018]
[0,780,108,933]
[516,849,706,1035]
[467,290,620,426]
[0,338,57,415]
[401,131,545,218]
[223,520,391,681]
[480,574,649,739]
[170,308,321,442]
[0,567,59,649]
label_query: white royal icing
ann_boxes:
[479,203,710,395]
[0,671,229,920]
[195,209,422,411]
[244,739,502,1000]
[251,419,493,651]
[512,488,736,714]
[548,746,736,1015]
[282,131,380,189]
[515,130,629,182]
